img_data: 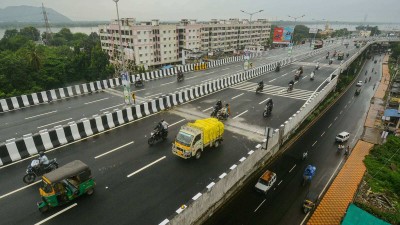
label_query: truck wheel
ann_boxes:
[195,151,201,160]
[214,140,220,148]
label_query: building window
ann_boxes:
[139,47,142,50]
[144,31,146,34]
[163,31,166,34]
[137,31,140,34]
[138,39,141,42]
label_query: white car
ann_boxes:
[255,170,277,195]
[356,81,363,87]
[336,132,350,142]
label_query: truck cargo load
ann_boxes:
[172,118,224,159]
[187,118,224,146]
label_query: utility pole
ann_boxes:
[113,0,131,105]
[41,3,52,44]
[240,9,263,70]
[288,14,305,56]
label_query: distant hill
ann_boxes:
[0,5,72,23]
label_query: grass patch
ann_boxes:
[360,135,400,224]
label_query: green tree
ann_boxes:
[2,29,18,40]
[17,41,44,72]
[19,26,40,41]
[292,25,311,44]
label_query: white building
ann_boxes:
[99,18,271,67]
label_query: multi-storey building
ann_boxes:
[99,18,271,67]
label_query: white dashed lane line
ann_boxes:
[312,141,317,147]
[289,164,296,173]
[25,110,57,120]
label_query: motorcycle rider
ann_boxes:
[177,70,184,81]
[219,103,231,119]
[276,62,281,72]
[315,62,319,70]
[215,100,223,112]
[346,53,350,58]
[258,80,264,91]
[299,66,304,75]
[38,151,49,166]
[135,75,143,86]
[161,119,169,135]
[266,98,273,112]
[329,58,333,65]
[310,71,315,80]
[288,80,295,91]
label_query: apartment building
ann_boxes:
[99,18,271,67]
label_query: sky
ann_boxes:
[0,0,399,23]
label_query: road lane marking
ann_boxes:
[94,141,134,159]
[127,156,166,178]
[169,119,186,127]
[37,118,73,129]
[300,212,311,225]
[334,116,338,121]
[259,98,270,105]
[254,199,266,212]
[312,141,317,147]
[328,123,332,128]
[233,110,248,119]
[321,131,325,137]
[186,76,196,80]
[177,85,191,89]
[231,93,244,99]
[319,158,344,199]
[0,180,41,200]
[278,180,283,186]
[34,203,78,225]
[202,107,213,112]
[161,81,175,86]
[281,73,288,76]
[25,110,57,120]
[205,71,215,75]
[84,97,109,105]
[100,103,124,111]
[344,104,347,108]
[221,68,229,71]
[340,110,343,114]
[145,93,162,98]
[289,164,296,173]
[269,78,276,82]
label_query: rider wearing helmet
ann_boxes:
[258,80,264,88]
[215,100,223,111]
[38,151,49,166]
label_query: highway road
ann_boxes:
[203,55,383,225]
[0,43,358,225]
[0,42,339,143]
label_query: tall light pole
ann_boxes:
[113,0,131,104]
[287,14,305,56]
[311,18,324,50]
[240,9,264,50]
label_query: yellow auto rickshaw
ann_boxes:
[37,160,95,213]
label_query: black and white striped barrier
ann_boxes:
[0,44,349,166]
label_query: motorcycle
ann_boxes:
[177,74,184,82]
[310,72,315,81]
[263,105,272,118]
[135,80,144,87]
[23,158,58,184]
[210,106,220,117]
[256,85,264,94]
[287,84,293,92]
[216,111,229,121]
[148,129,168,145]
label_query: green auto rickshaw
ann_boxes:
[37,160,95,213]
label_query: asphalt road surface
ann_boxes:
[0,42,360,225]
[0,41,345,143]
[203,54,383,225]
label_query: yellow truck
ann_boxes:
[172,118,224,159]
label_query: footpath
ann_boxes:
[307,55,391,225]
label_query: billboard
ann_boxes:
[273,27,294,44]
[309,27,318,34]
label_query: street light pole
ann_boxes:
[113,0,131,104]
[241,9,264,50]
[287,14,305,56]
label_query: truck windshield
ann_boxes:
[176,131,193,146]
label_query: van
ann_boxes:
[255,170,277,195]
[336,132,350,142]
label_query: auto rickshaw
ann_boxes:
[37,160,95,213]
[337,52,344,60]
[302,191,319,213]
[355,88,361,96]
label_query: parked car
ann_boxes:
[356,81,363,87]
